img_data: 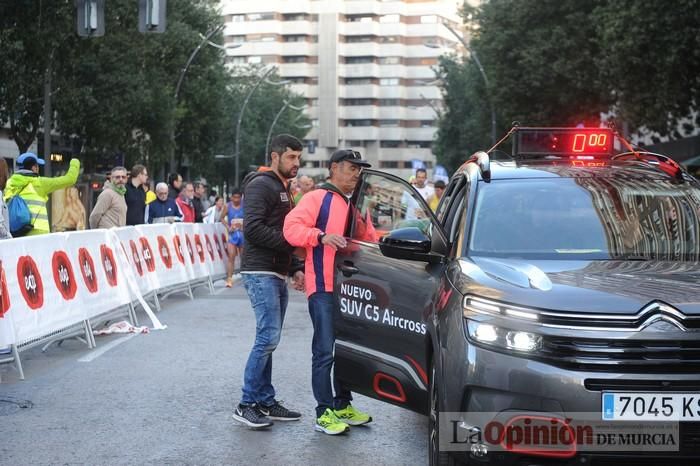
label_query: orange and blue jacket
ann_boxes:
[283,183,377,297]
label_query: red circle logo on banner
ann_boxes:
[100,245,118,287]
[129,240,144,276]
[194,234,205,263]
[158,236,173,269]
[186,235,195,264]
[17,256,44,310]
[140,237,156,272]
[51,251,77,301]
[0,260,10,318]
[205,235,215,261]
[214,234,224,260]
[172,236,185,264]
[78,248,98,293]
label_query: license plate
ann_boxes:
[602,393,700,421]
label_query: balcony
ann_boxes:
[405,86,441,100]
[341,84,379,99]
[279,63,318,76]
[341,126,380,140]
[340,105,379,120]
[341,64,380,78]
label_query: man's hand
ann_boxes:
[291,271,305,292]
[321,233,347,250]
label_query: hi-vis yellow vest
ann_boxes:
[3,159,81,236]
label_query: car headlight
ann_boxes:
[466,320,543,352]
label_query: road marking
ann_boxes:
[78,334,137,362]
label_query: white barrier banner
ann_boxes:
[0,224,226,349]
[114,227,159,296]
[135,224,190,289]
[0,230,133,346]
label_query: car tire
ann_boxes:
[429,359,458,466]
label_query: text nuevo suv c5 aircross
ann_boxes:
[331,127,700,465]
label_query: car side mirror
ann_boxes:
[379,227,440,263]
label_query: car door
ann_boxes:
[334,169,447,414]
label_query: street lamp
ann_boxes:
[170,24,239,172]
[425,23,497,145]
[233,67,290,186]
[264,101,306,165]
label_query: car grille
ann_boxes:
[538,338,700,373]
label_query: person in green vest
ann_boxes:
[3,152,80,236]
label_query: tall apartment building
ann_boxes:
[219,0,464,179]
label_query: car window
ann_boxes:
[469,177,700,261]
[353,172,433,243]
[436,175,466,225]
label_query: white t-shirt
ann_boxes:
[402,184,434,220]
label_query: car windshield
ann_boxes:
[468,177,700,261]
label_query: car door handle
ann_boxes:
[338,263,360,276]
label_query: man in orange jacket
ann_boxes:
[283,149,376,435]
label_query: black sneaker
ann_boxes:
[259,400,302,421]
[232,404,273,429]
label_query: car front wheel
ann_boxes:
[429,359,457,466]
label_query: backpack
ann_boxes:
[7,183,37,237]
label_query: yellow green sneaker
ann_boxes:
[315,408,350,435]
[333,405,373,426]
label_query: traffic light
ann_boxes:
[76,0,105,37]
[138,0,167,33]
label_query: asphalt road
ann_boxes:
[0,280,427,465]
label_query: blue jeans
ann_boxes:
[308,292,352,417]
[240,274,288,406]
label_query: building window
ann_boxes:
[420,120,436,127]
[230,35,245,43]
[420,15,438,24]
[261,35,276,42]
[345,78,372,85]
[403,161,414,168]
[407,141,432,149]
[379,14,400,23]
[283,56,307,63]
[379,161,400,168]
[231,14,245,22]
[346,35,374,43]
[379,119,400,127]
[227,56,246,65]
[287,77,307,83]
[248,12,275,21]
[345,119,374,127]
[345,56,374,64]
[283,13,309,21]
[379,78,399,86]
[379,35,400,43]
[378,56,401,65]
[308,98,318,106]
[378,99,401,106]
[347,15,374,23]
[248,56,262,64]
[380,141,401,148]
[283,35,306,42]
[343,98,373,106]
[311,119,319,127]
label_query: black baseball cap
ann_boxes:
[330,149,371,168]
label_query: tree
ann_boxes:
[206,65,310,188]
[434,0,699,166]
[434,55,493,171]
[0,0,75,153]
[595,0,700,138]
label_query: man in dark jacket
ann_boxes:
[167,172,182,200]
[192,181,206,223]
[232,134,305,430]
[125,164,147,225]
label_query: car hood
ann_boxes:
[456,257,700,315]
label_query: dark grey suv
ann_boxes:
[331,128,700,465]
